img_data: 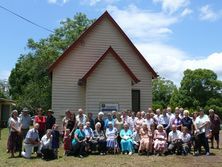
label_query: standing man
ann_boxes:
[22,123,41,159]
[19,107,32,139]
[46,109,56,130]
[209,109,221,149]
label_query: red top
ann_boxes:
[34,115,46,132]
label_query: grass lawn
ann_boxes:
[0,128,222,167]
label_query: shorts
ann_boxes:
[211,132,219,141]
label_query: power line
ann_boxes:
[0,4,54,33]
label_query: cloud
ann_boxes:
[0,70,10,81]
[106,4,222,85]
[199,5,219,21]
[82,0,119,6]
[136,43,222,85]
[181,8,192,17]
[48,0,70,5]
[153,0,190,14]
[107,5,178,42]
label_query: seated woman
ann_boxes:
[120,123,133,155]
[153,124,167,156]
[84,121,94,153]
[93,122,107,155]
[139,123,153,155]
[106,121,118,153]
[72,123,87,158]
[40,129,55,160]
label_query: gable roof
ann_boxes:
[78,46,140,85]
[48,11,157,78]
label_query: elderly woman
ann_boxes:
[72,123,87,158]
[95,112,105,131]
[181,110,193,133]
[134,112,144,129]
[172,109,182,131]
[120,123,133,155]
[106,121,118,153]
[84,121,94,153]
[93,122,107,155]
[105,112,115,129]
[153,124,167,155]
[8,110,22,158]
[114,112,123,148]
[194,109,210,156]
[139,123,153,155]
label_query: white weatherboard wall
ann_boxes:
[51,16,152,125]
[85,52,132,115]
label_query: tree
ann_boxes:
[152,77,177,109]
[9,13,94,112]
[0,80,9,98]
[170,69,222,112]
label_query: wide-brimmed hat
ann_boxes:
[22,107,29,112]
[47,109,54,113]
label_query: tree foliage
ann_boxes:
[9,13,94,111]
[152,77,177,109]
[170,69,222,117]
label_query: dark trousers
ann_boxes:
[195,133,209,153]
[72,142,87,156]
[41,148,55,160]
[98,140,107,153]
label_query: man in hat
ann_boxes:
[46,109,56,130]
[19,107,32,139]
[209,109,221,149]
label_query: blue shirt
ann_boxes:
[72,129,85,145]
[24,128,39,144]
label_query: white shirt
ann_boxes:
[10,117,21,132]
[180,133,191,143]
[145,118,154,129]
[154,114,161,125]
[195,115,210,133]
[40,134,52,150]
[168,130,182,142]
[167,113,175,123]
[76,114,87,126]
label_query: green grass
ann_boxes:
[0,128,222,167]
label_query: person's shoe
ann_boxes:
[206,152,210,156]
[100,153,103,155]
[79,155,83,158]
[194,151,199,156]
[129,152,132,155]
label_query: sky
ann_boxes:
[0,0,222,86]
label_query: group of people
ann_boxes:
[7,107,58,160]
[6,106,221,159]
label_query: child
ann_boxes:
[63,128,71,155]
[52,124,60,158]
